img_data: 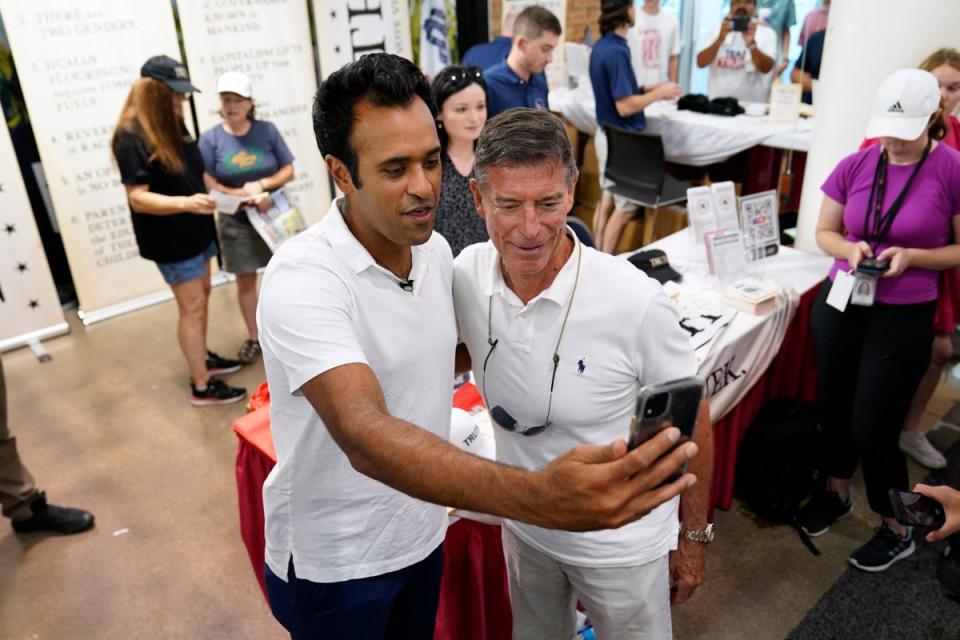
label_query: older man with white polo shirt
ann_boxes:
[453,108,715,640]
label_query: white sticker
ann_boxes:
[826,270,855,312]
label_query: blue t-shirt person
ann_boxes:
[793,29,825,105]
[483,61,550,118]
[589,31,645,131]
[198,119,294,188]
[462,35,512,70]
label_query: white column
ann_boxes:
[795,0,960,252]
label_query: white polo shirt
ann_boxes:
[704,25,778,103]
[257,197,457,584]
[453,232,698,567]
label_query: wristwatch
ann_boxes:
[680,523,716,544]
[748,41,758,50]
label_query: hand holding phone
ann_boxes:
[913,483,960,542]
[889,489,946,530]
[628,377,704,483]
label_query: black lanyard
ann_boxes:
[861,140,932,253]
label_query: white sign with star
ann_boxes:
[314,0,414,79]
[177,0,332,225]
[0,0,185,321]
[0,122,68,353]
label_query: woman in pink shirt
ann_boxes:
[800,69,960,573]
[861,50,960,469]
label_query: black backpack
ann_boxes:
[736,399,823,552]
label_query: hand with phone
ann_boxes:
[628,377,705,482]
[911,484,960,542]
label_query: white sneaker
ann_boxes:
[899,429,947,469]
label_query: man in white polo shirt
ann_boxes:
[454,108,715,640]
[256,54,700,638]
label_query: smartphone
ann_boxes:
[888,490,946,530]
[628,376,704,481]
[855,257,890,277]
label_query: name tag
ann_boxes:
[826,270,855,312]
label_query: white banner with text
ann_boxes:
[177,0,331,224]
[314,0,413,79]
[0,0,184,322]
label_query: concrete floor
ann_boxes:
[0,283,953,639]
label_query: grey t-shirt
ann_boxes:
[198,119,294,188]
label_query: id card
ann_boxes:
[851,274,877,307]
[826,270,855,312]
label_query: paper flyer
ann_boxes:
[710,182,740,232]
[687,186,719,246]
[245,190,307,252]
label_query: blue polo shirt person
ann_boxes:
[462,35,512,70]
[462,6,523,70]
[483,5,561,117]
[588,0,682,253]
[791,29,825,104]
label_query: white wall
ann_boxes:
[795,0,960,251]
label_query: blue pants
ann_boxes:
[264,545,444,639]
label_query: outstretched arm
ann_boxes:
[302,362,699,532]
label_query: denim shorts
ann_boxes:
[155,241,218,286]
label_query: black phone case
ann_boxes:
[628,377,704,451]
[889,490,946,529]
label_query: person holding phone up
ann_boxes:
[801,69,960,572]
[696,0,777,104]
[453,108,713,640]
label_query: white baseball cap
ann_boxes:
[449,408,496,461]
[865,69,941,141]
[217,71,253,98]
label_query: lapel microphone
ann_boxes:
[398,278,414,292]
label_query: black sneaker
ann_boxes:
[797,490,852,537]
[206,351,242,375]
[191,377,246,407]
[11,491,94,534]
[848,524,915,572]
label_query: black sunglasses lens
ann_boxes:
[491,406,517,432]
[522,424,548,437]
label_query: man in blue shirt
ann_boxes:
[483,6,561,117]
[461,7,522,70]
[791,29,825,104]
[589,0,681,253]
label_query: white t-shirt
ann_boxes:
[703,24,778,103]
[257,197,457,584]
[627,9,681,88]
[453,233,699,567]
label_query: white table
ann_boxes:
[639,231,832,421]
[551,85,812,166]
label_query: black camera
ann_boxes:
[730,15,751,32]
[856,257,891,276]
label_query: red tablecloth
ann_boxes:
[233,384,512,639]
[708,282,821,512]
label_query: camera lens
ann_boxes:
[644,393,669,418]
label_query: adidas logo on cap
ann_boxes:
[887,101,904,114]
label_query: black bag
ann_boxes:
[736,399,822,552]
[677,93,710,113]
[708,96,745,117]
